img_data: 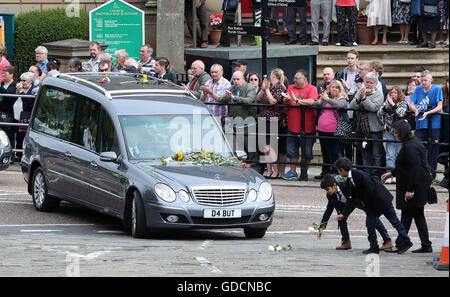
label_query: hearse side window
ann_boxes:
[32,86,77,141]
[99,108,119,155]
[71,97,100,152]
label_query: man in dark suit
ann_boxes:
[318,174,355,250]
[335,157,413,254]
[154,57,177,84]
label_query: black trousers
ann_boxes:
[397,207,432,249]
[219,8,237,46]
[335,5,358,43]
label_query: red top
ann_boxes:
[286,84,318,133]
[336,0,357,6]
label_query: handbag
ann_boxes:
[423,5,439,17]
[333,110,353,144]
[18,111,31,133]
[427,186,438,204]
[0,111,13,131]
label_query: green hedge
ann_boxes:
[14,8,89,62]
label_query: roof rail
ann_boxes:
[56,73,112,99]
[56,72,198,100]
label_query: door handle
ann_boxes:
[65,151,72,158]
[90,161,98,169]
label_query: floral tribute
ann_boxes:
[267,244,293,252]
[210,13,223,30]
[159,151,249,168]
[308,222,327,233]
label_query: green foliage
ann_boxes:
[14,8,89,61]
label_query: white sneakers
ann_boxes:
[385,177,397,184]
[335,42,358,46]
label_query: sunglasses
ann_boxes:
[99,68,109,72]
[249,78,259,81]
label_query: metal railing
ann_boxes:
[1,92,448,176]
[204,101,449,175]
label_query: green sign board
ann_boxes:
[89,0,144,62]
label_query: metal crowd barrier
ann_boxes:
[1,93,448,176]
[204,101,449,175]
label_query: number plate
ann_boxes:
[203,209,242,219]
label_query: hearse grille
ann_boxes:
[191,187,246,206]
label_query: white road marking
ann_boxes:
[199,240,212,250]
[0,201,33,205]
[20,229,63,233]
[97,230,125,234]
[0,224,95,227]
[195,256,223,274]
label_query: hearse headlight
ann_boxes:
[178,190,190,203]
[258,182,272,201]
[0,130,9,147]
[154,183,176,203]
[247,189,257,202]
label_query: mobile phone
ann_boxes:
[263,75,267,79]
[281,92,289,97]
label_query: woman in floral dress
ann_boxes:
[257,68,288,179]
[392,0,411,44]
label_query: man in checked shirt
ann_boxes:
[200,64,231,125]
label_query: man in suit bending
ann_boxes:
[334,157,413,254]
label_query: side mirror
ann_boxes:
[235,150,247,160]
[100,151,118,163]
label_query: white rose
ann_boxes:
[268,245,275,251]
[275,246,283,251]
[308,227,315,232]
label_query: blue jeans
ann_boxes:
[286,131,314,161]
[385,131,401,169]
[362,131,385,178]
[366,207,410,248]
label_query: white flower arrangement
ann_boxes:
[267,244,293,252]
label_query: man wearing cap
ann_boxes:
[233,59,249,82]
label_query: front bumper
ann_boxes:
[144,201,275,230]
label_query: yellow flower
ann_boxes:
[177,152,183,161]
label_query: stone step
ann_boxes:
[315,71,449,86]
[316,44,450,60]
[317,58,449,73]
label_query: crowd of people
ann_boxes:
[0,41,448,187]
[187,0,449,48]
[186,49,448,184]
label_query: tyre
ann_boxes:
[131,191,148,238]
[244,227,267,239]
[32,168,60,212]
